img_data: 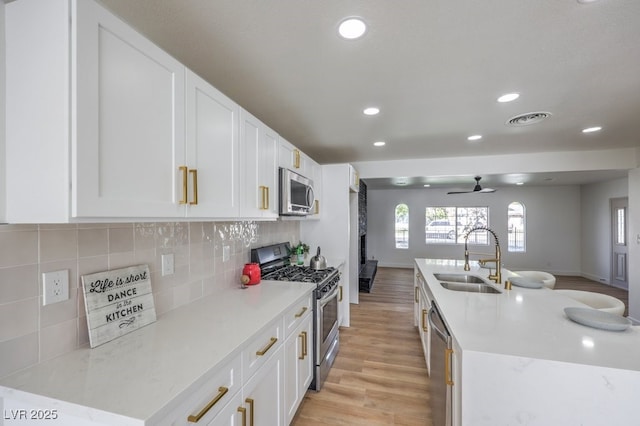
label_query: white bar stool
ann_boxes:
[555,289,626,316]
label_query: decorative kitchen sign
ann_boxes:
[81,264,156,348]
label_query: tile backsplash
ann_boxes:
[0,220,299,378]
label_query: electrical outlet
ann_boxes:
[161,253,175,276]
[42,270,69,306]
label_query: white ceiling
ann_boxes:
[99,0,640,187]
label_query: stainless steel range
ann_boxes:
[251,242,340,391]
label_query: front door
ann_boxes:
[610,197,629,289]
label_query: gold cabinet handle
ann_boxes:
[237,407,246,426]
[294,149,300,168]
[421,309,429,332]
[314,199,319,214]
[187,386,229,422]
[339,286,343,302]
[294,306,307,318]
[298,331,307,360]
[445,348,454,386]
[302,331,307,357]
[259,186,268,210]
[256,337,277,356]
[189,169,198,205]
[245,398,254,426]
[414,287,419,303]
[179,166,188,204]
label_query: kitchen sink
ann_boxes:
[439,281,502,294]
[433,273,486,284]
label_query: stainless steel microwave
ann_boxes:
[279,168,315,216]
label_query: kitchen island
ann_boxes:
[0,281,316,425]
[415,258,640,426]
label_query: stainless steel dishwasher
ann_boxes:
[428,301,453,426]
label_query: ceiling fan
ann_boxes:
[447,176,496,194]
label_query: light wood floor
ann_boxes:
[291,267,629,425]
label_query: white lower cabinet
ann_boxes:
[414,269,431,375]
[451,339,462,426]
[207,392,244,426]
[283,310,313,424]
[418,287,431,376]
[240,347,284,426]
[160,295,316,426]
[165,356,242,425]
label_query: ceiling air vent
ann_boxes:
[506,111,552,126]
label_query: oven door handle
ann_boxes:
[319,286,339,306]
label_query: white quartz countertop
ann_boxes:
[0,281,316,424]
[415,258,640,372]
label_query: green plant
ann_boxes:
[292,241,309,255]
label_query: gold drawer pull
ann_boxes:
[237,406,246,426]
[179,166,188,205]
[256,337,277,356]
[414,286,419,303]
[315,199,319,214]
[187,386,229,422]
[189,169,198,205]
[421,309,428,332]
[299,331,308,360]
[294,306,307,318]
[245,398,255,426]
[445,348,454,386]
[339,286,343,302]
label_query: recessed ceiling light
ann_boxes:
[582,126,602,133]
[363,107,380,116]
[516,182,524,186]
[577,0,599,4]
[467,135,482,141]
[497,93,520,103]
[373,141,386,147]
[338,18,367,40]
[423,184,431,188]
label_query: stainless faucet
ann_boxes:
[463,226,502,284]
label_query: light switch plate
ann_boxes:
[161,253,174,276]
[42,270,69,306]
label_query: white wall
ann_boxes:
[366,184,582,275]
[1,1,6,222]
[628,168,640,323]
[580,178,628,285]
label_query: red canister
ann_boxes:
[241,263,261,286]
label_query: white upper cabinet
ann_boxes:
[184,70,240,218]
[6,0,187,221]
[74,0,188,218]
[278,137,311,178]
[239,109,278,219]
[309,159,323,218]
[6,0,241,222]
[349,164,360,193]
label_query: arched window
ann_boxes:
[395,204,409,249]
[508,202,526,252]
